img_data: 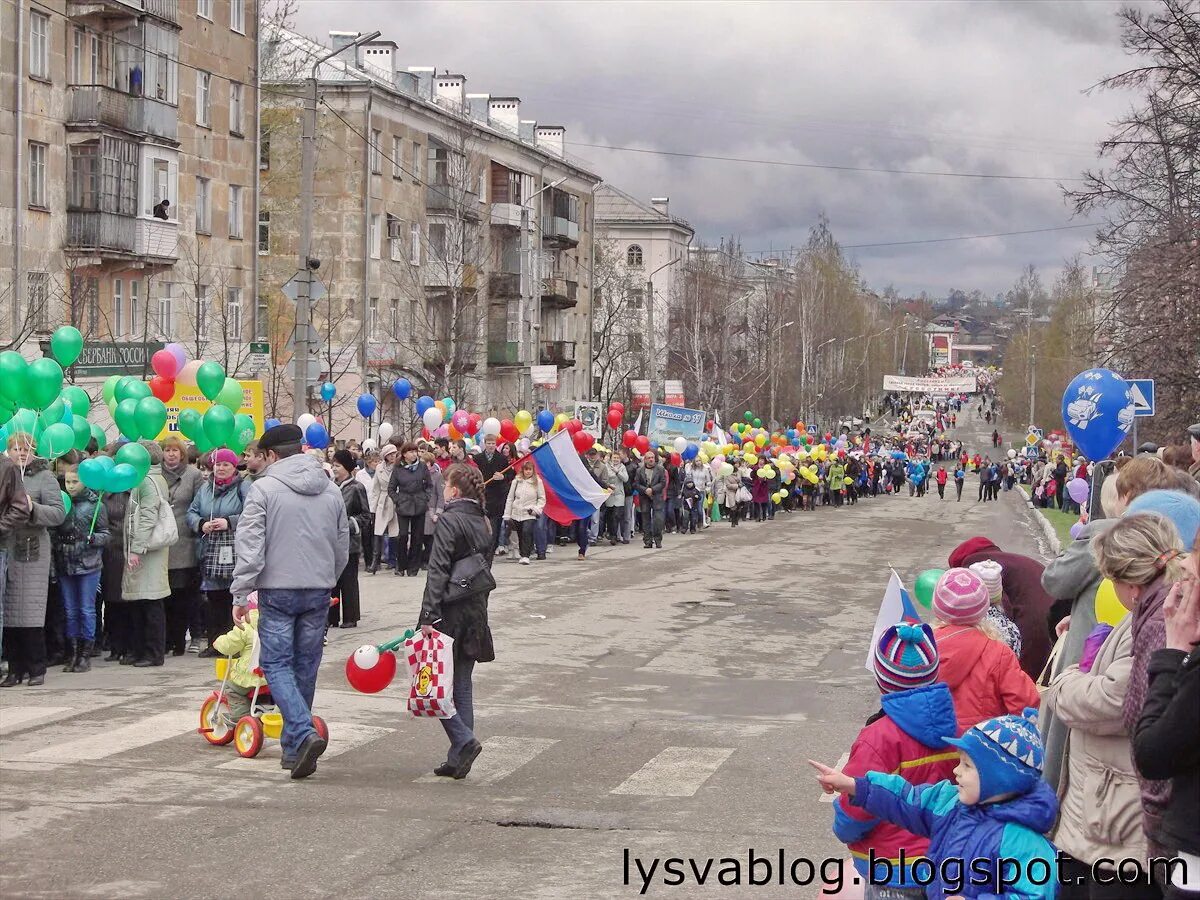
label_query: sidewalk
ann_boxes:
[1016,484,1075,554]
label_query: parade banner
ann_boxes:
[157,379,265,440]
[883,374,978,394]
[575,401,603,438]
[647,402,706,446]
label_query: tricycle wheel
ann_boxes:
[234,715,264,758]
[199,692,234,746]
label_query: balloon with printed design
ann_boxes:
[1061,368,1135,461]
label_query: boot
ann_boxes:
[73,641,93,673]
[62,640,77,673]
[366,536,382,574]
[0,671,23,687]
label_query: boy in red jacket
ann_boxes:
[833,622,959,896]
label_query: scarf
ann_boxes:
[214,471,237,488]
[161,460,186,488]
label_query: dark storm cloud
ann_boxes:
[293,0,1140,295]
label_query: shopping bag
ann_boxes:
[403,629,457,718]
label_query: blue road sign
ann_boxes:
[1127,379,1155,417]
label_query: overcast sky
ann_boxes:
[294,0,1141,298]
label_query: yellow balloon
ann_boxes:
[1095,578,1127,626]
[755,433,768,448]
[514,409,532,433]
[744,452,759,466]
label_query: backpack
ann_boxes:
[137,477,179,552]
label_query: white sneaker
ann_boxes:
[519,557,530,565]
[496,547,508,557]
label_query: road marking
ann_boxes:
[415,735,559,786]
[611,746,735,797]
[819,752,851,803]
[19,710,198,763]
[216,723,394,770]
[0,706,75,736]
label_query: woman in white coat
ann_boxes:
[366,443,398,574]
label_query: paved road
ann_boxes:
[0,409,1048,899]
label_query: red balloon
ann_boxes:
[572,430,595,453]
[499,419,520,444]
[609,401,624,413]
[635,435,650,454]
[422,426,432,440]
[149,375,175,402]
[344,646,397,694]
[670,452,682,466]
[465,412,481,436]
[705,420,714,430]
[606,409,623,429]
[622,429,637,448]
[824,432,832,441]
[151,348,179,379]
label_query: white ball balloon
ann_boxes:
[673,436,687,453]
[352,644,380,669]
[378,422,394,442]
[423,407,444,431]
[481,416,501,437]
[297,413,316,432]
[361,439,377,453]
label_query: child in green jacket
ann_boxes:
[213,598,267,723]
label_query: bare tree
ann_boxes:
[590,239,645,408]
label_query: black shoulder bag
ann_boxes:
[445,541,496,603]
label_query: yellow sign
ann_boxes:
[156,380,265,440]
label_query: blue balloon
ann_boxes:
[392,378,412,401]
[681,443,699,461]
[305,422,330,449]
[319,381,336,402]
[536,409,555,433]
[265,417,281,430]
[415,395,434,415]
[1061,368,1135,461]
[356,394,377,418]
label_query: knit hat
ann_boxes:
[1126,490,1200,551]
[968,560,1004,604]
[211,448,239,468]
[932,568,990,625]
[333,449,356,473]
[944,707,1044,802]
[873,622,940,694]
[380,443,398,460]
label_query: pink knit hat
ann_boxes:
[211,448,240,467]
[933,567,990,625]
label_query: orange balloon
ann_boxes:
[448,424,462,440]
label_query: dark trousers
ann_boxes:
[514,518,535,558]
[164,569,198,652]
[1058,854,1162,900]
[330,554,360,626]
[572,518,589,556]
[44,581,66,663]
[106,602,134,656]
[3,626,47,678]
[396,514,424,575]
[937,483,945,499]
[488,513,504,549]
[642,505,664,545]
[204,588,233,648]
[131,597,165,663]
[361,531,376,570]
[955,481,964,500]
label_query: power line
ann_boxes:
[841,223,1098,250]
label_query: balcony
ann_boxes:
[541,274,578,309]
[422,339,477,372]
[542,215,580,249]
[66,0,142,25]
[425,183,481,220]
[540,340,576,368]
[487,341,520,367]
[65,210,136,256]
[142,0,179,23]
[67,85,179,142]
[423,263,479,292]
[489,271,520,298]
[490,202,522,229]
[134,217,179,261]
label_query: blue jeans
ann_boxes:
[257,588,329,761]
[534,513,549,557]
[60,571,101,641]
[440,657,476,763]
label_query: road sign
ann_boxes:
[281,271,327,303]
[248,341,270,373]
[1127,378,1155,417]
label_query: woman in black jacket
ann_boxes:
[387,442,431,577]
[419,463,495,780]
[330,450,370,628]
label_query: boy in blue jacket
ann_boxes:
[811,708,1058,899]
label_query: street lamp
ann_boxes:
[519,176,567,411]
[768,320,796,427]
[644,254,686,403]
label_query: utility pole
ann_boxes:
[1029,345,1036,428]
[519,203,532,412]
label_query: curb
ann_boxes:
[1017,485,1061,557]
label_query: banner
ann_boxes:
[574,401,603,438]
[882,374,978,394]
[663,379,685,406]
[531,365,559,388]
[647,403,706,446]
[158,380,265,440]
[630,380,652,412]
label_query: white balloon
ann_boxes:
[517,438,531,454]
[361,439,377,453]
[378,422,394,442]
[352,644,380,670]
[1007,449,1016,459]
[481,416,501,436]
[673,436,687,453]
[423,407,444,431]
[297,413,316,432]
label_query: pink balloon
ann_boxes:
[176,359,202,387]
[166,342,188,371]
[451,410,469,431]
[434,424,450,438]
[151,349,179,379]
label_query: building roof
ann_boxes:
[594,184,693,235]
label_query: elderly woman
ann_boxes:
[186,448,246,657]
[122,440,173,667]
[160,436,202,656]
[1,433,66,686]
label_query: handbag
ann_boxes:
[446,545,496,603]
[135,478,179,552]
[735,485,752,504]
[202,528,237,581]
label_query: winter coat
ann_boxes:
[934,624,1040,735]
[1133,646,1200,857]
[160,462,201,570]
[1042,615,1146,869]
[425,463,444,534]
[949,538,1056,679]
[122,467,171,601]
[100,491,128,606]
[633,463,667,509]
[834,683,960,887]
[0,455,29,544]
[337,475,371,556]
[688,464,712,496]
[849,774,1058,899]
[3,459,66,627]
[53,489,109,576]
[230,453,349,600]
[603,461,628,507]
[370,459,397,537]
[720,472,741,504]
[186,476,248,591]
[355,466,376,510]
[476,449,513,518]
[504,475,545,522]
[388,461,431,519]
[212,610,266,691]
[418,498,494,664]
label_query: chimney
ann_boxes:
[360,40,397,79]
[435,74,466,110]
[535,125,565,157]
[329,30,360,65]
[488,97,520,133]
[519,119,536,142]
[650,197,669,217]
[465,93,490,124]
[407,66,434,100]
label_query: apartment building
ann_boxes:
[1,0,259,389]
[259,27,601,431]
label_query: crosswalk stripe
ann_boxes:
[216,723,394,770]
[0,706,75,736]
[610,746,734,797]
[19,710,198,763]
[414,735,558,786]
[819,752,851,803]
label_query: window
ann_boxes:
[257,210,270,254]
[130,279,140,335]
[27,272,50,330]
[229,82,243,136]
[259,138,270,170]
[428,145,448,185]
[71,26,100,85]
[369,214,381,259]
[410,141,422,182]
[628,333,644,354]
[368,297,379,336]
[629,288,644,309]
[370,130,382,174]
[226,288,242,340]
[144,23,179,103]
[228,185,243,238]
[389,298,399,334]
[428,223,447,258]
[195,176,211,233]
[114,279,124,336]
[158,282,174,337]
[196,283,209,336]
[197,0,213,19]
[626,244,644,268]
[196,71,211,127]
[147,158,171,216]
[392,135,403,178]
[230,0,245,33]
[410,222,420,265]
[29,12,50,79]
[68,143,98,210]
[387,214,402,261]
[28,143,47,208]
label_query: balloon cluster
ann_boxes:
[165,357,256,454]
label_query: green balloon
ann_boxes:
[913,568,945,611]
[42,397,67,426]
[62,385,91,419]
[216,377,244,412]
[50,326,84,368]
[101,375,122,407]
[9,408,38,436]
[61,490,73,516]
[114,398,142,441]
[193,434,216,455]
[177,408,204,442]
[0,352,29,404]
[134,397,167,440]
[230,413,256,452]
[90,422,108,450]
[36,422,75,459]
[196,361,227,403]
[72,415,93,451]
[115,441,151,481]
[202,405,235,447]
[26,358,64,410]
[122,380,152,402]
[105,462,142,493]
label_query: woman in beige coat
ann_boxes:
[366,443,398,573]
[122,441,172,667]
[503,461,545,564]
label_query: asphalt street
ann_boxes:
[0,411,1045,899]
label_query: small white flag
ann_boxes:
[865,570,922,672]
[632,409,643,435]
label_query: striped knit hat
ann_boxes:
[873,622,940,694]
[969,560,1004,604]
[933,567,991,625]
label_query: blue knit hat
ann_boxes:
[944,707,1043,802]
[1126,490,1200,551]
[873,622,940,694]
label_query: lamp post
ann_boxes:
[813,337,837,424]
[519,176,567,411]
[768,320,796,428]
[646,255,685,405]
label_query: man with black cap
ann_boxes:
[1189,422,1200,483]
[231,423,348,779]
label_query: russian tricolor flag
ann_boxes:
[519,431,609,525]
[864,569,922,671]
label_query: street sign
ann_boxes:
[1127,378,1155,417]
[248,341,270,373]
[281,271,327,303]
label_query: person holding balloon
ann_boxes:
[51,460,110,674]
[160,437,203,656]
[121,441,173,668]
[186,449,248,657]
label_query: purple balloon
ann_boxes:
[1066,477,1090,505]
[1069,521,1088,541]
[165,342,188,372]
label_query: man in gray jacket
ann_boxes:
[232,424,349,779]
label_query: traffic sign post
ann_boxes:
[1127,378,1154,453]
[248,341,271,373]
